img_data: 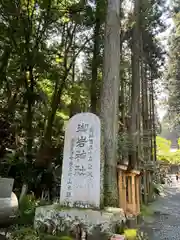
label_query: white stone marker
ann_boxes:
[60,112,101,208]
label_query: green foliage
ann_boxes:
[157,148,180,163]
[18,194,52,225]
[152,183,162,196]
[41,235,73,240]
[165,1,180,127]
[141,205,154,217]
[156,136,171,154]
[0,0,167,212]
[156,136,180,163]
[18,195,37,225]
[10,227,39,240]
[10,226,73,240]
[178,138,180,148]
[124,229,137,239]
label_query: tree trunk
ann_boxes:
[26,67,34,164]
[36,32,91,167]
[19,184,28,204]
[100,0,121,207]
[142,63,150,163]
[129,0,141,170]
[149,71,157,163]
[90,0,101,113]
[141,61,149,204]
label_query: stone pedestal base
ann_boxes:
[34,205,126,239]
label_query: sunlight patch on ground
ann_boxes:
[170,148,178,152]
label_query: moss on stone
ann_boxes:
[40,234,73,240]
[53,204,100,212]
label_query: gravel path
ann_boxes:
[141,174,180,240]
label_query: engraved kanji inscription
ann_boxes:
[75,149,86,160]
[76,136,87,148]
[74,165,86,176]
[66,192,72,198]
[76,123,89,132]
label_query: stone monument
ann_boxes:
[60,112,101,209]
[34,113,125,239]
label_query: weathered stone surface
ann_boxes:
[60,112,101,208]
[0,234,6,240]
[0,177,18,225]
[34,205,126,239]
[0,192,18,224]
[0,178,14,198]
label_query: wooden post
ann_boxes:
[128,176,131,203]
[148,171,153,202]
[118,168,140,215]
[126,172,140,215]
[122,173,127,212]
[139,175,142,205]
[143,170,148,204]
[118,170,126,212]
[146,171,149,201]
[131,174,136,214]
[136,176,140,214]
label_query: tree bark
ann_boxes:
[129,0,141,170]
[100,0,121,207]
[149,71,157,163]
[90,0,102,113]
[26,67,34,164]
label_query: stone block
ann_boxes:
[34,205,126,239]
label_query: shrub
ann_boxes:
[18,195,37,225]
[124,229,137,239]
[10,227,73,240]
[9,227,39,240]
[40,235,73,240]
[141,205,154,217]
